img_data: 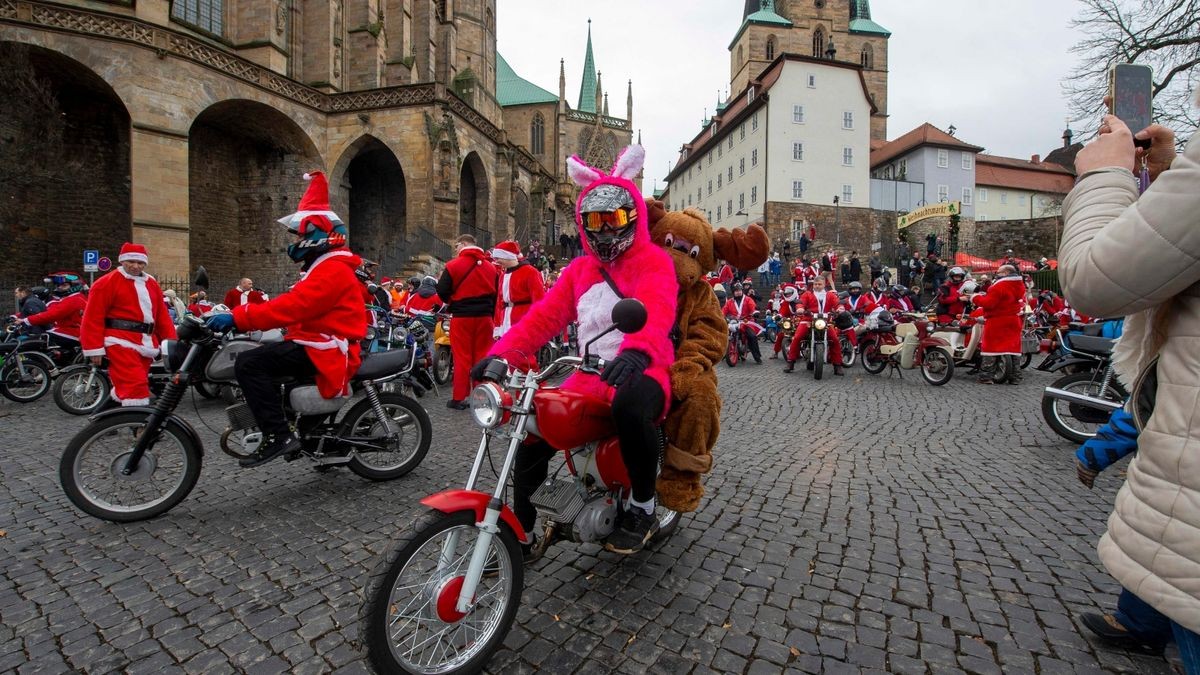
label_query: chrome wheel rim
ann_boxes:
[3,360,47,398]
[385,524,513,673]
[62,370,105,410]
[73,422,188,513]
[1053,380,1115,438]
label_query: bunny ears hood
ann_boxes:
[567,145,650,254]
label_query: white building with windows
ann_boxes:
[664,54,873,234]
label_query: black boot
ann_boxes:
[834,365,844,376]
[783,361,796,373]
[977,356,996,384]
[240,432,301,468]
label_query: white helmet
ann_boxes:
[961,280,978,294]
[950,267,966,277]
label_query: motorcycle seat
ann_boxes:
[289,385,348,415]
[0,339,48,355]
[353,348,411,381]
[1069,334,1115,357]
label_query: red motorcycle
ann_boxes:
[362,299,680,674]
[859,311,955,385]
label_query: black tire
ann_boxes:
[433,346,452,385]
[344,393,432,481]
[1040,371,1123,444]
[840,337,857,368]
[363,509,523,675]
[1021,353,1033,369]
[536,345,555,370]
[920,347,955,386]
[860,341,888,374]
[52,365,111,415]
[812,342,825,380]
[193,380,221,399]
[995,354,1012,384]
[725,337,739,367]
[60,412,202,522]
[0,357,52,403]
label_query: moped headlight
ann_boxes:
[814,318,828,331]
[470,382,511,429]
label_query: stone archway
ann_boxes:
[188,100,322,295]
[0,42,131,282]
[332,136,406,272]
[458,151,489,244]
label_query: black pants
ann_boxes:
[512,375,665,531]
[235,341,316,437]
[741,327,762,361]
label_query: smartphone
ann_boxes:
[1109,63,1153,144]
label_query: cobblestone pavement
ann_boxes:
[0,358,1178,674]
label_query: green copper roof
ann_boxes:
[496,53,557,107]
[728,1,793,49]
[576,21,598,113]
[849,17,891,36]
[849,0,890,35]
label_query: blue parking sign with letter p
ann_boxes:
[83,249,100,272]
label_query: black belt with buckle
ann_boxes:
[105,319,153,333]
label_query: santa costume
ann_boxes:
[785,286,844,368]
[971,274,1025,383]
[436,240,500,405]
[23,273,87,348]
[80,244,177,405]
[491,240,546,339]
[223,285,269,308]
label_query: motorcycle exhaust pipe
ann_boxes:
[1043,387,1123,412]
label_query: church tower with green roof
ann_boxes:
[729,0,890,140]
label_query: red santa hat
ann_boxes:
[491,240,522,262]
[118,242,148,264]
[276,171,343,228]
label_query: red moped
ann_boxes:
[362,299,680,674]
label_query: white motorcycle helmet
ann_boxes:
[960,280,978,294]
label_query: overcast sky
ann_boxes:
[496,1,1089,189]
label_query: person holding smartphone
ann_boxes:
[1059,84,1200,670]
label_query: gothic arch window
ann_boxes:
[737,44,744,66]
[765,36,776,61]
[530,113,545,156]
[485,7,494,33]
[812,27,825,58]
[860,44,874,69]
[815,0,826,7]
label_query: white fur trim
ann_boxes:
[293,334,350,353]
[577,282,623,361]
[104,336,161,359]
[610,145,645,180]
[491,248,519,262]
[118,252,148,263]
[276,210,342,226]
[82,347,106,357]
[298,250,354,280]
[567,155,604,187]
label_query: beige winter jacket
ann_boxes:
[1059,129,1200,633]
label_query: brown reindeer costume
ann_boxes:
[647,200,770,511]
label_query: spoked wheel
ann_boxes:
[0,356,52,403]
[59,412,202,522]
[1041,372,1123,444]
[536,345,555,370]
[920,347,955,386]
[840,337,857,368]
[343,393,433,481]
[364,510,523,675]
[433,347,452,386]
[860,341,887,374]
[52,364,111,415]
[812,342,825,380]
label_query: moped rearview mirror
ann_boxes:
[194,266,209,290]
[611,298,647,334]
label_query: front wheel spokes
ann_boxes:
[386,524,511,672]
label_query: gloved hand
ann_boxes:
[471,356,504,382]
[205,313,236,332]
[600,349,650,387]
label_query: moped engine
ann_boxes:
[529,479,617,543]
[220,402,261,459]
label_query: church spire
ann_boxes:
[595,71,603,114]
[559,58,566,101]
[626,79,633,124]
[576,19,598,113]
[603,92,609,116]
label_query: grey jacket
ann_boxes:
[1059,129,1200,632]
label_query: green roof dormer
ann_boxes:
[496,53,558,107]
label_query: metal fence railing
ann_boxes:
[1030,269,1060,295]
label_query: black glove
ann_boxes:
[600,349,650,387]
[471,356,503,382]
